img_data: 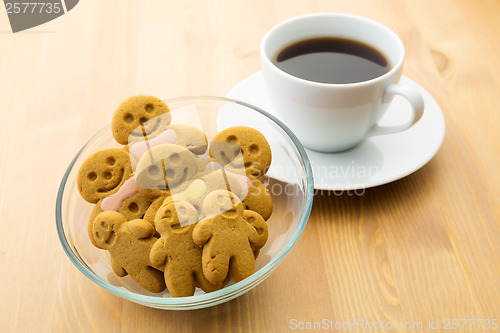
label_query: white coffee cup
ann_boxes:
[260,13,424,152]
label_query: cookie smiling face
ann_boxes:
[202,189,244,219]
[210,126,272,178]
[112,95,172,145]
[77,148,133,203]
[92,211,124,248]
[134,144,198,191]
[155,200,199,232]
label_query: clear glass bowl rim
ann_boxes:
[55,96,314,307]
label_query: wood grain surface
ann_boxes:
[1,0,499,332]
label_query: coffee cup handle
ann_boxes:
[369,83,424,136]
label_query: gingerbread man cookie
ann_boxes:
[134,143,198,192]
[91,211,166,293]
[112,95,172,145]
[192,190,268,284]
[210,126,272,179]
[87,192,153,248]
[150,200,224,296]
[242,178,273,220]
[77,148,134,203]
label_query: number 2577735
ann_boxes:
[5,2,62,14]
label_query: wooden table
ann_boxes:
[1,1,499,332]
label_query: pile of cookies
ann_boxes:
[77,95,274,297]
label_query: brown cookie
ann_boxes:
[209,126,272,179]
[242,179,273,220]
[118,192,152,221]
[112,95,171,145]
[192,190,268,284]
[88,192,152,248]
[134,143,198,191]
[169,124,208,155]
[91,211,166,293]
[77,148,133,203]
[150,200,224,297]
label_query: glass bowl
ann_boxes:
[56,96,314,310]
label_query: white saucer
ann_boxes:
[225,71,445,190]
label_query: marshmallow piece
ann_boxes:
[129,129,177,160]
[101,177,139,211]
[162,179,208,205]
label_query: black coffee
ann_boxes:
[272,36,391,84]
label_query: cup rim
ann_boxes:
[55,96,315,309]
[260,12,406,88]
